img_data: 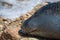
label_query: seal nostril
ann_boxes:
[18,30,27,36]
[18,30,24,36]
[18,30,24,34]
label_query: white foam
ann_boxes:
[0,0,43,20]
[42,0,60,3]
[0,0,60,20]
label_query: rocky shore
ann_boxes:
[0,3,47,40]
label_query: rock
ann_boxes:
[0,25,4,31]
[20,38,38,40]
[0,27,21,40]
[0,24,5,32]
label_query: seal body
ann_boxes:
[19,2,60,39]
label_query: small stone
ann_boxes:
[0,25,4,31]
[21,38,29,40]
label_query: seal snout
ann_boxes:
[18,30,25,36]
[19,30,24,34]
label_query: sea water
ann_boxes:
[0,0,60,20]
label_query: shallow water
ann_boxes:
[0,0,43,20]
[0,0,60,20]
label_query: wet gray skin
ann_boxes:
[19,2,60,39]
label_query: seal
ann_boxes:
[19,1,60,40]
